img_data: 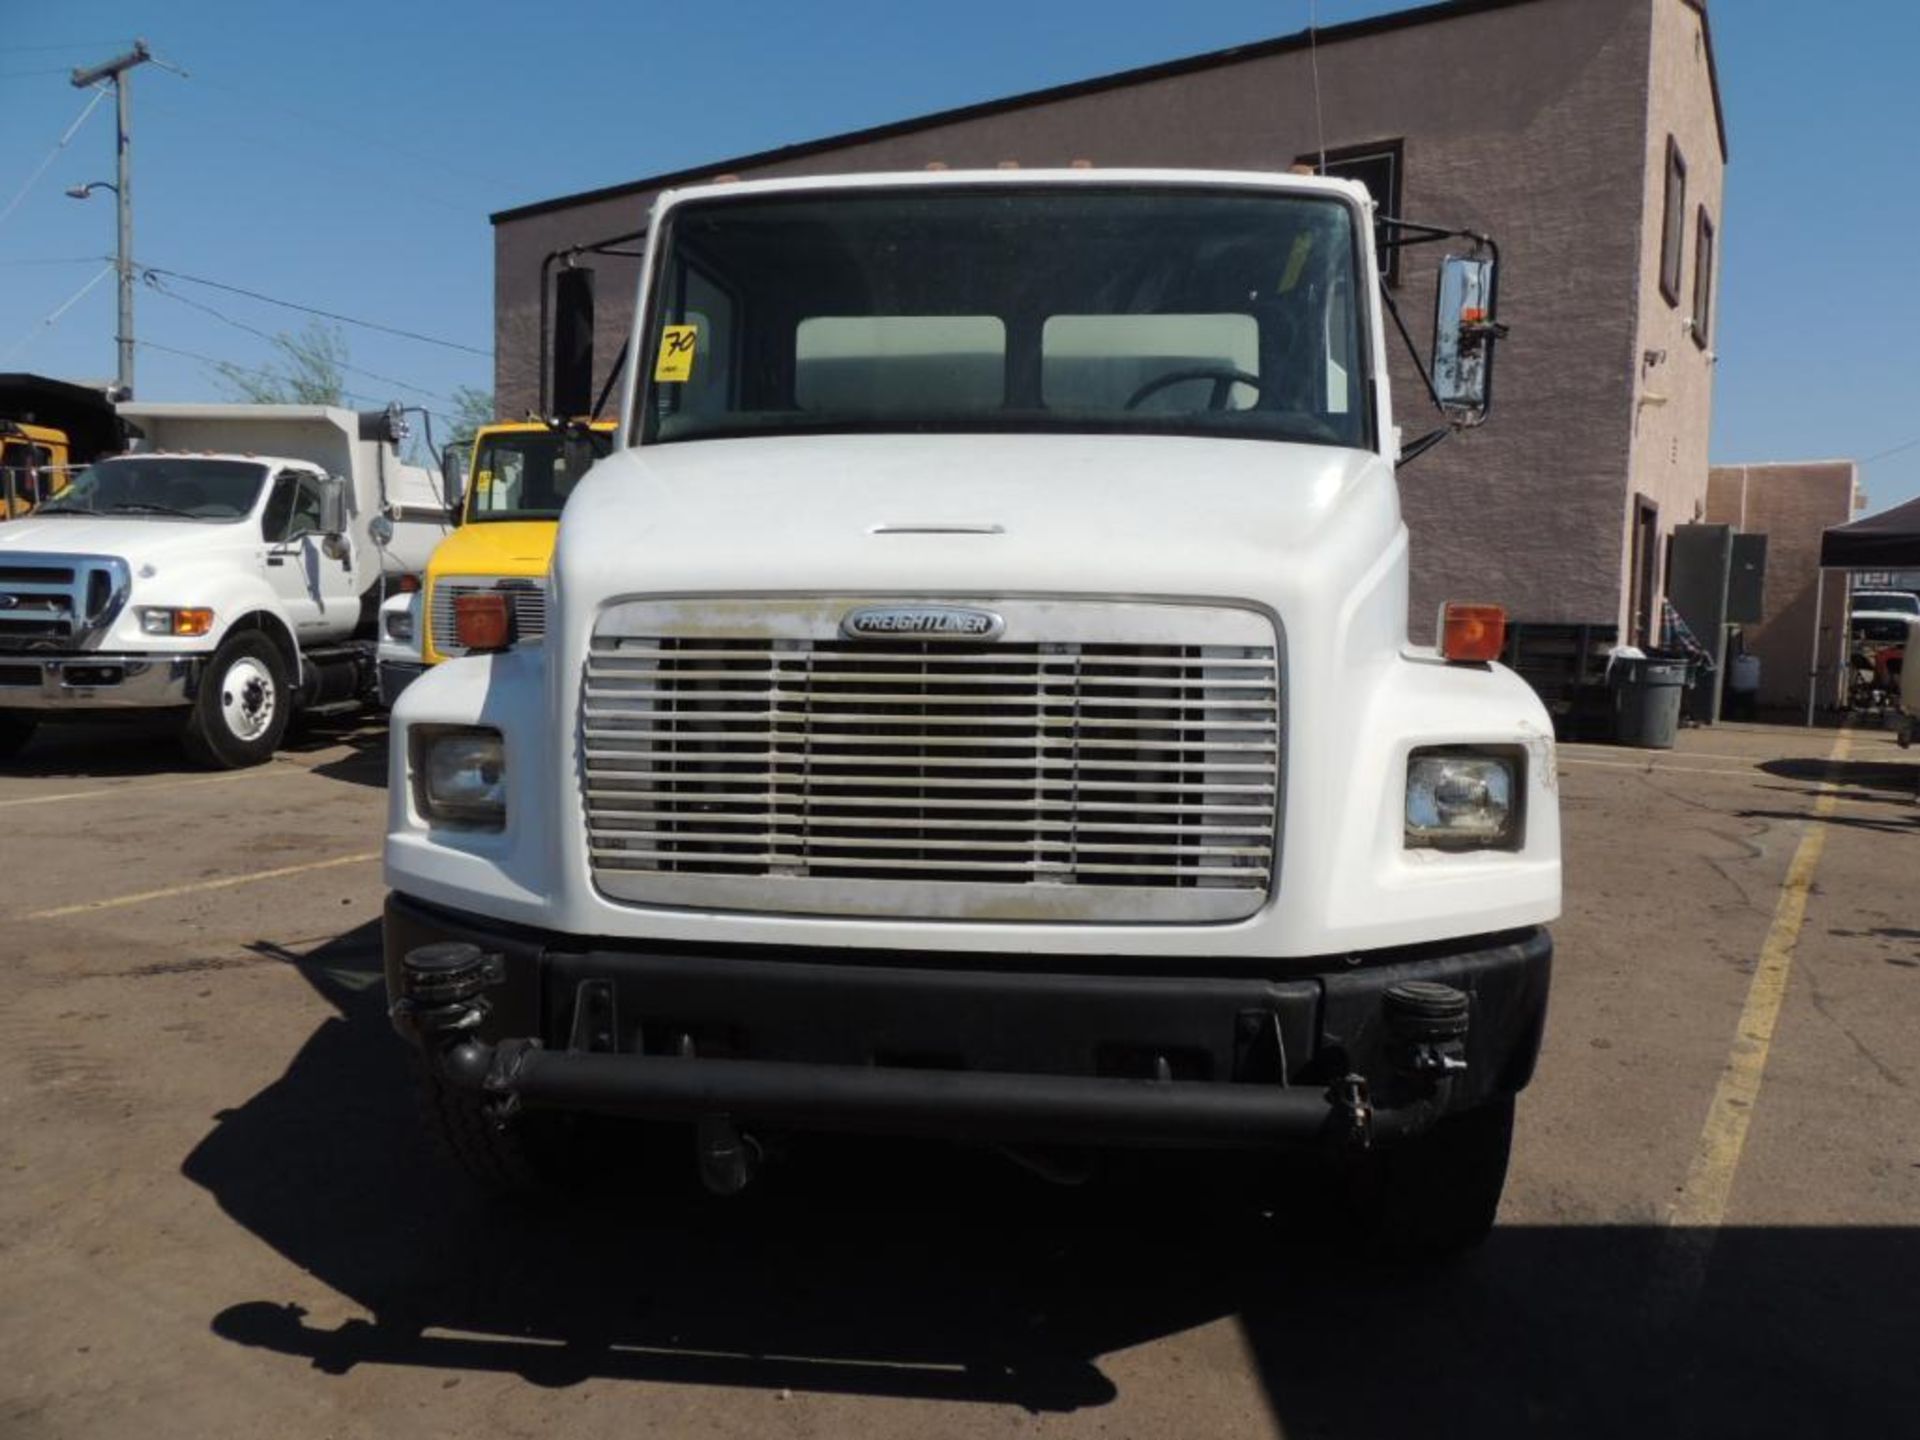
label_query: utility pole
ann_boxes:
[71,40,151,400]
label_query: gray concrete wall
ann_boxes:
[494,0,1693,639]
[1706,461,1856,714]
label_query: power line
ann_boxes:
[142,274,464,405]
[0,85,109,232]
[136,338,460,426]
[139,265,492,357]
[2,262,116,362]
[1860,435,1920,467]
[0,66,77,78]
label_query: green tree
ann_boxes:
[447,384,494,447]
[212,321,348,406]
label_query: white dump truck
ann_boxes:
[384,169,1560,1254]
[0,403,452,766]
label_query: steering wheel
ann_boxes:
[1124,366,1265,412]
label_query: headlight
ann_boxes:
[1406,748,1521,849]
[414,726,506,828]
[384,607,415,643]
[138,606,214,637]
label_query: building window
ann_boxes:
[1299,140,1403,285]
[1659,137,1687,307]
[1691,207,1715,347]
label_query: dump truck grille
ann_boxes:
[0,554,128,651]
[580,598,1282,923]
[430,577,547,656]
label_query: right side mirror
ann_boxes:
[1430,254,1505,424]
[440,442,469,525]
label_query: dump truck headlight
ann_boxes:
[138,606,214,637]
[383,606,415,643]
[415,726,506,829]
[1406,748,1521,849]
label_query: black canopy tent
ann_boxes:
[1821,493,1920,570]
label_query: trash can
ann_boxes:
[1610,656,1689,748]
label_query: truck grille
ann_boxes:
[0,554,128,651]
[580,598,1281,923]
[430,577,547,656]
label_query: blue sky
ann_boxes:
[3,1,1917,510]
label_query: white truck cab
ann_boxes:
[0,404,450,765]
[385,169,1559,1254]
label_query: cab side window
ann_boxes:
[262,471,324,542]
[261,473,298,541]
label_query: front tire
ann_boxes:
[182,631,291,769]
[0,710,38,762]
[1342,1095,1515,1260]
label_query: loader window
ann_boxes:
[641,185,1372,451]
[467,428,614,521]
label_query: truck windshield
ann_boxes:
[468,428,613,521]
[641,185,1370,450]
[37,457,267,521]
[1854,592,1920,616]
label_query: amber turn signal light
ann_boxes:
[454,592,513,652]
[173,607,214,637]
[1439,602,1506,663]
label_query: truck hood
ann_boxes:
[556,433,1397,600]
[428,519,555,579]
[0,515,250,564]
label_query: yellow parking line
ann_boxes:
[0,769,274,810]
[1654,727,1853,1306]
[25,851,380,920]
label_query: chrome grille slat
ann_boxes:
[580,600,1281,922]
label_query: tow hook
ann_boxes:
[696,1114,761,1196]
[1383,980,1471,1080]
[393,941,504,1041]
[1328,1074,1375,1150]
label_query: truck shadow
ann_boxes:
[182,922,1920,1434]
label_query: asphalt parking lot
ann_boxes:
[2,715,1917,1439]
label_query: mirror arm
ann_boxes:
[591,337,630,423]
[1379,275,1446,414]
[1396,426,1452,469]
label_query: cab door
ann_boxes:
[262,469,357,639]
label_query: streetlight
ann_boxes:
[70,39,152,400]
[64,181,119,201]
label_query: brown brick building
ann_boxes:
[1706,462,1857,714]
[489,0,1726,642]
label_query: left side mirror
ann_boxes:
[319,477,350,559]
[1430,254,1505,424]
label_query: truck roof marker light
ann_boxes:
[924,161,948,171]
[1439,602,1506,664]
[997,160,1020,169]
[1070,159,1094,169]
[454,592,513,653]
[394,574,420,593]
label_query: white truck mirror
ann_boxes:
[1430,254,1504,423]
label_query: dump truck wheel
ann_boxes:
[181,631,290,769]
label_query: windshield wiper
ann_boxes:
[107,501,202,519]
[32,503,102,516]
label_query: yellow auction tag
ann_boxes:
[474,469,493,492]
[654,324,698,382]
[1279,234,1314,292]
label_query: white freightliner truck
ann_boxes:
[384,169,1560,1254]
[0,403,451,766]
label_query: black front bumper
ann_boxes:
[384,894,1551,1151]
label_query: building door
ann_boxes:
[1629,496,1659,646]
